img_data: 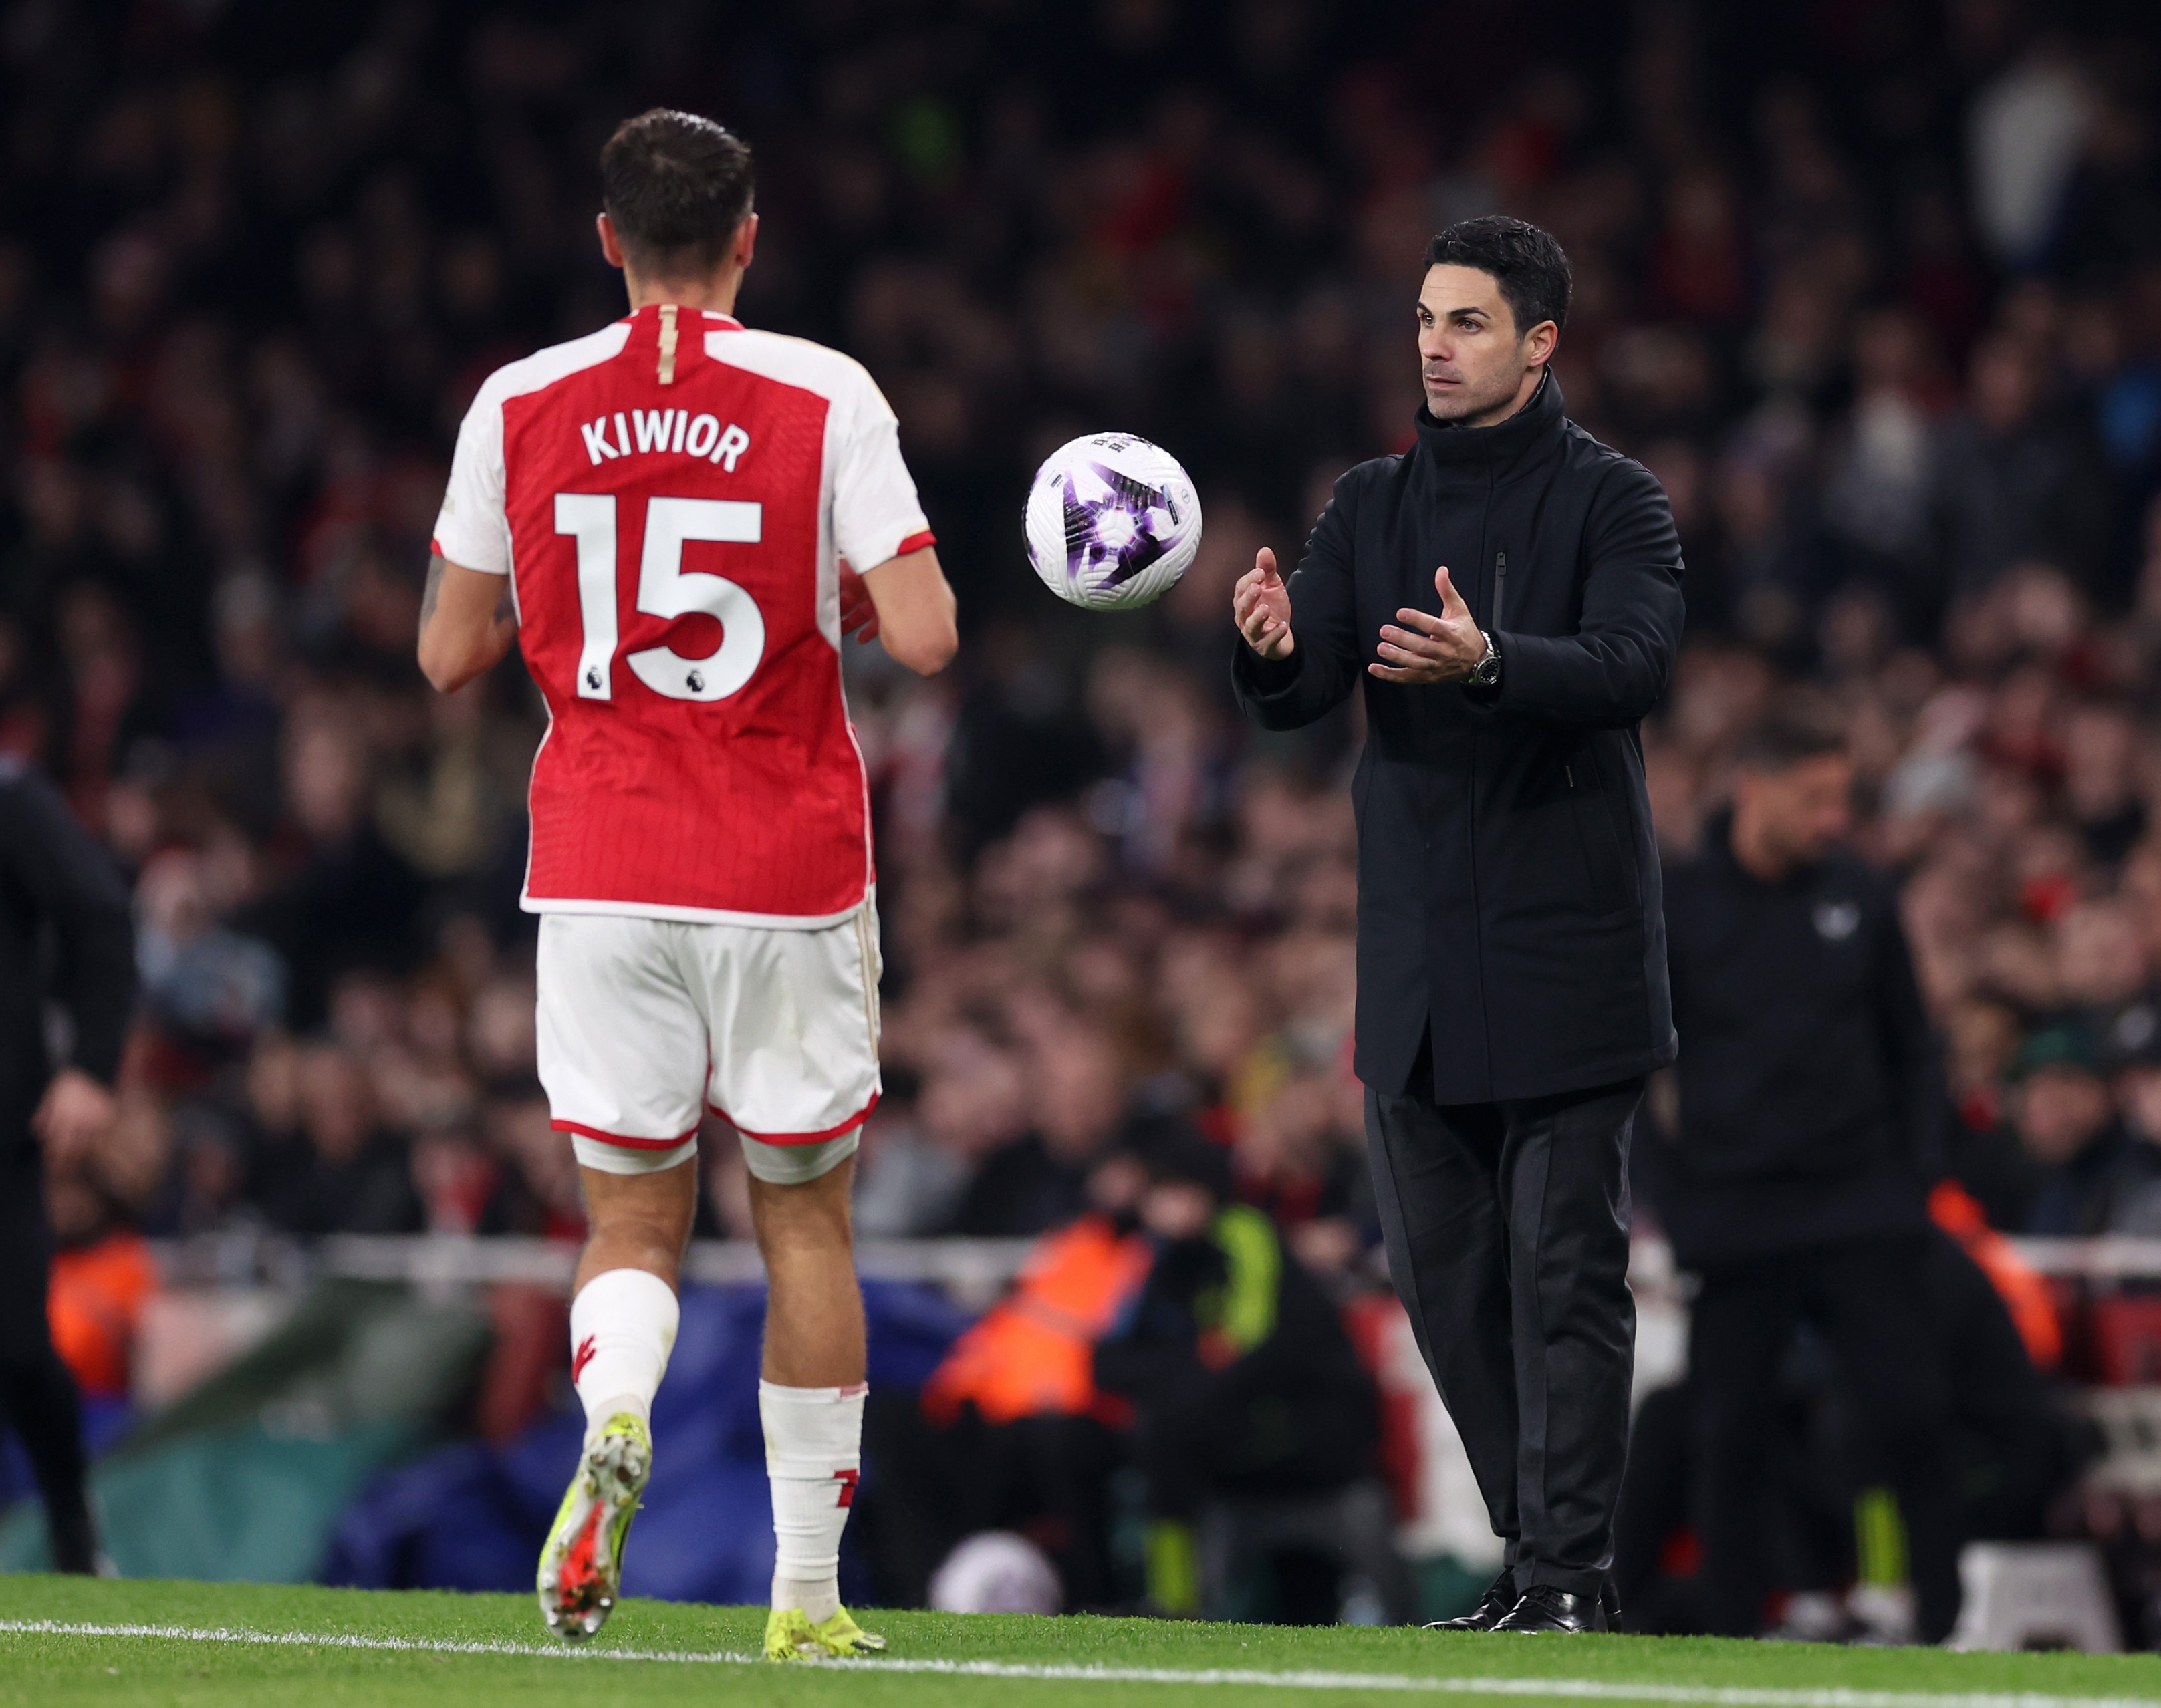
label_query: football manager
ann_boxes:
[1232,215,1682,1634]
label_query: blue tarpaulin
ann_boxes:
[321,1279,969,1602]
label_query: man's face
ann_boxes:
[2015,1066,2111,1165]
[2119,1066,2161,1145]
[1141,1179,1216,1242]
[1733,753,1854,869]
[1416,264,1552,426]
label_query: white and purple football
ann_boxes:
[1025,432,1202,611]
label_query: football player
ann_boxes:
[418,108,955,1659]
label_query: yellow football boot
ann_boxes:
[763,1604,887,1661]
[537,1412,650,1642]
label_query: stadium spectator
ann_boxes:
[951,1021,1132,1238]
[2010,1024,2156,1236]
[253,1043,423,1236]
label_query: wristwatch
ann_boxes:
[1468,629,1502,689]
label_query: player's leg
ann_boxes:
[569,1159,698,1431]
[753,1157,865,1389]
[533,915,707,1641]
[750,1148,875,1655]
[696,902,884,1659]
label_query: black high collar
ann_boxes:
[1413,369,1565,467]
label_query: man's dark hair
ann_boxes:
[600,109,754,275]
[1426,217,1571,338]
[1734,694,1850,773]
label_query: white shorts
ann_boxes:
[535,901,881,1187]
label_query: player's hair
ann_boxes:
[1734,694,1850,773]
[600,109,755,276]
[1426,217,1571,338]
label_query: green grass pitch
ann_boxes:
[4,1576,2161,1706]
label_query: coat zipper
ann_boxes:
[1494,549,1508,629]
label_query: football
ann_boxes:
[1024,432,1202,611]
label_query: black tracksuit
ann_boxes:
[1233,373,1684,1602]
[1650,817,1958,1641]
[0,758,136,1571]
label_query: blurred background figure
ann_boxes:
[1093,1128,1402,1625]
[863,1143,1154,1612]
[1647,700,1956,1641]
[0,758,136,1572]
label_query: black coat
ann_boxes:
[0,758,136,1133]
[1233,376,1682,1103]
[1646,816,1941,1266]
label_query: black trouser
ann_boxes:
[0,1126,94,1572]
[1689,1236,1958,1643]
[1366,1071,1642,1600]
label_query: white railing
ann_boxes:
[150,1231,1039,1311]
[146,1230,2161,1303]
[2009,1238,2161,1280]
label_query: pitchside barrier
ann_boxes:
[91,1230,2161,1643]
[126,1230,1690,1578]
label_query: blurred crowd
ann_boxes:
[1,0,2158,1294]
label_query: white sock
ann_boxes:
[761,1379,866,1622]
[569,1268,680,1442]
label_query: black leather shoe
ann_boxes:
[1493,1585,1609,1633]
[1423,1571,1517,1632]
[1600,1580,1624,1634]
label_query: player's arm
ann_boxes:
[417,551,519,694]
[851,546,957,676]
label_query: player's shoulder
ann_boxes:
[707,325,884,410]
[467,321,636,418]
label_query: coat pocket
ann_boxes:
[1564,754,1635,915]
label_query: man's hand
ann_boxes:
[33,1068,117,1166]
[1233,547,1295,660]
[838,558,880,644]
[1370,564,1487,685]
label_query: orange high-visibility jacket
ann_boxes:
[922,1214,1154,1426]
[1929,1179,2061,1371]
[49,1230,158,1400]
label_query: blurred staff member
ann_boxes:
[0,756,136,1572]
[1648,702,1958,1643]
[1232,217,1684,1634]
[1092,1131,1394,1624]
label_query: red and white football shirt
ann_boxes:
[432,304,933,925]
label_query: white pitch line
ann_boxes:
[0,1618,2157,1707]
